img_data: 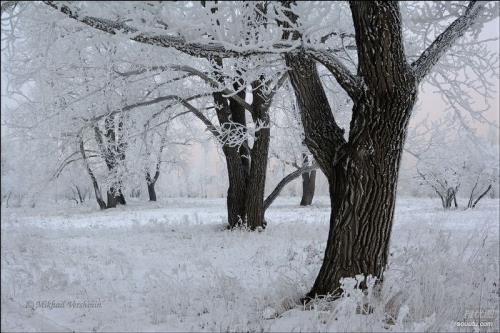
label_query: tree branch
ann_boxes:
[178,100,220,138]
[89,93,209,123]
[264,161,319,211]
[43,1,298,59]
[308,49,360,99]
[412,1,485,83]
[114,64,253,112]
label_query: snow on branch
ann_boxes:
[178,99,267,151]
[308,49,360,99]
[412,1,485,83]
[114,64,254,112]
[43,1,298,59]
[215,119,269,149]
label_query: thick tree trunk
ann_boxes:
[285,1,418,298]
[212,76,272,230]
[307,144,406,298]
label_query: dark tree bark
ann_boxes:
[300,154,316,206]
[282,0,483,299]
[244,80,271,230]
[300,170,316,206]
[145,169,160,202]
[147,181,157,201]
[213,83,272,230]
[212,86,248,228]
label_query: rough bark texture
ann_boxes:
[285,1,418,298]
[244,81,271,229]
[212,87,248,228]
[214,84,271,230]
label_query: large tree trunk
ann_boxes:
[285,1,418,298]
[300,154,316,206]
[307,137,407,297]
[212,73,271,230]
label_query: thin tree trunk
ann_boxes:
[300,169,316,206]
[471,184,492,208]
[244,84,270,230]
[146,170,160,202]
[264,162,319,211]
[79,138,106,210]
[300,155,316,206]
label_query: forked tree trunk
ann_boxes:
[212,69,272,230]
[284,1,419,298]
[307,137,409,297]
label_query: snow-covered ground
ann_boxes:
[1,196,498,332]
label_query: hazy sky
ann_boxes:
[417,18,499,137]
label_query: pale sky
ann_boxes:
[417,18,499,139]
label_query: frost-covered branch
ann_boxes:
[412,1,485,82]
[43,1,298,59]
[114,64,253,112]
